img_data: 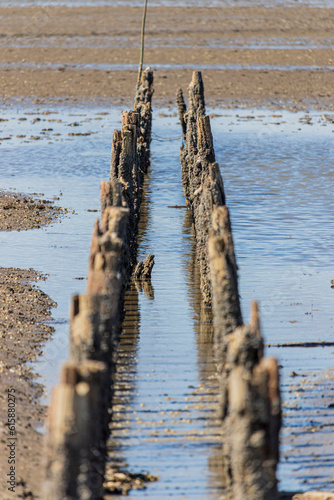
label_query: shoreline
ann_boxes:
[1,69,334,112]
[0,193,64,498]
[0,267,56,499]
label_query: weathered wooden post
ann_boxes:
[43,360,108,500]
[229,356,281,500]
[109,69,154,269]
[177,71,225,304]
[134,67,154,177]
[43,68,155,498]
[208,206,243,418]
[100,180,123,212]
[133,253,155,279]
[179,71,281,498]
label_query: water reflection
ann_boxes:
[182,208,227,496]
[107,283,141,474]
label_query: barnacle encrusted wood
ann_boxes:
[177,71,225,304]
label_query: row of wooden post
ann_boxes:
[177,71,281,500]
[42,69,154,499]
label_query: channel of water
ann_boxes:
[1,104,334,494]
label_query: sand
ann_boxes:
[0,5,333,109]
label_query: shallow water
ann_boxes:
[1,104,334,493]
[3,37,333,50]
[2,62,334,72]
[0,104,123,388]
[108,108,334,495]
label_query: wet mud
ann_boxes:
[0,5,334,109]
[0,191,64,232]
[0,267,56,499]
[0,190,64,498]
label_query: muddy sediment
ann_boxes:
[0,5,333,109]
[0,192,63,498]
[0,191,64,231]
[0,267,56,500]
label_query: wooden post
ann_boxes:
[176,87,187,140]
[229,358,280,500]
[43,70,154,499]
[177,71,226,305]
[208,206,243,375]
[134,67,154,176]
[100,180,123,213]
[87,207,129,297]
[214,302,280,499]
[110,130,122,182]
[133,253,155,279]
[70,294,103,363]
[43,361,108,500]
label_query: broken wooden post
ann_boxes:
[208,204,243,428]
[208,206,243,372]
[210,297,281,498]
[69,293,117,380]
[100,180,123,212]
[87,208,129,296]
[70,294,104,363]
[134,67,154,177]
[43,360,108,500]
[229,357,281,500]
[133,253,155,279]
[207,206,281,498]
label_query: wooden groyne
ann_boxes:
[178,71,281,500]
[177,72,225,305]
[42,68,154,500]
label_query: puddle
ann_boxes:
[1,104,334,494]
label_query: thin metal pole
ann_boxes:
[137,0,148,86]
